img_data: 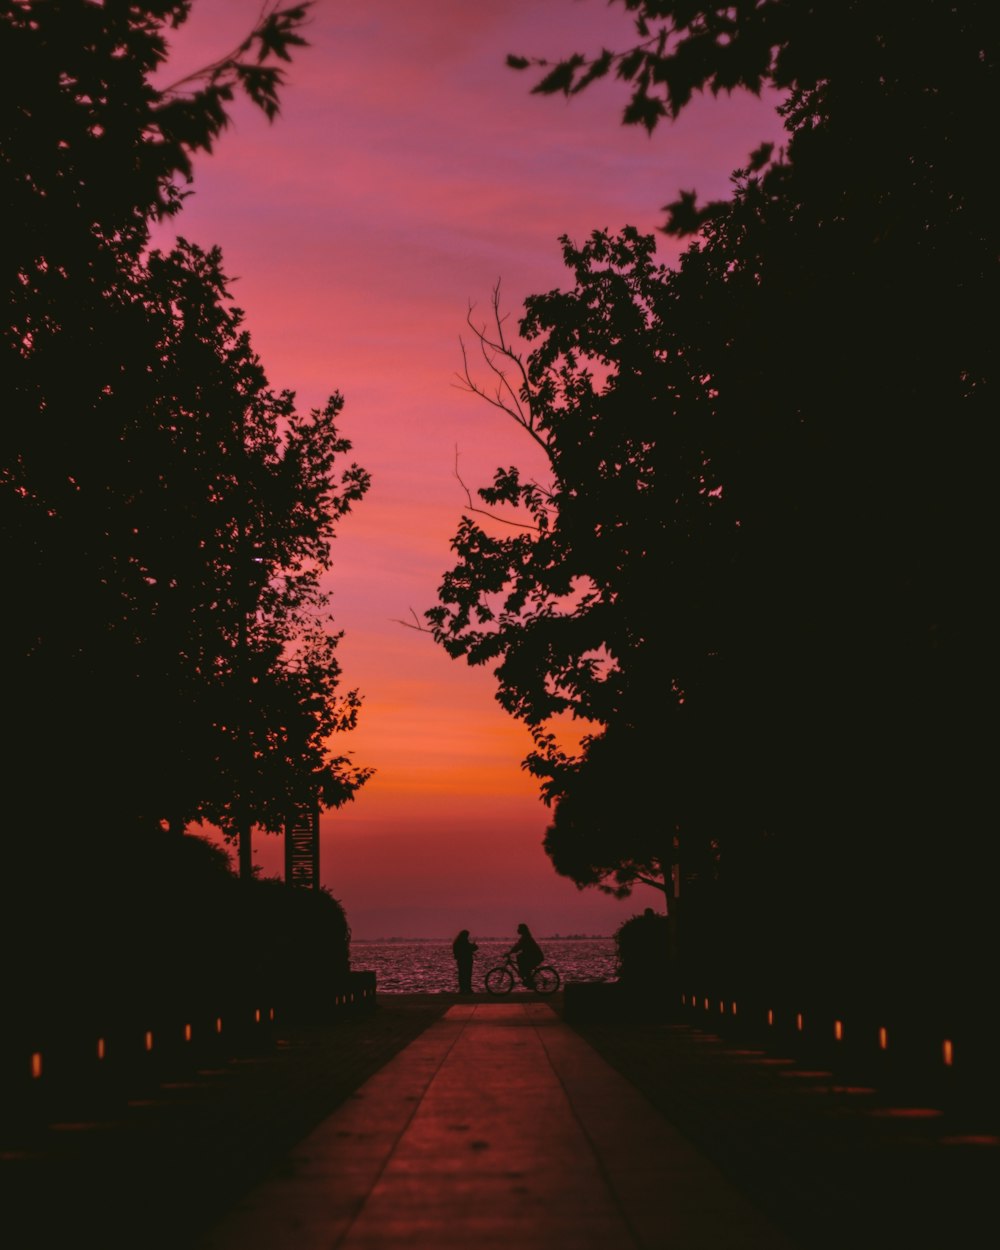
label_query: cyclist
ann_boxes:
[508,923,544,984]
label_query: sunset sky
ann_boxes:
[156,0,784,940]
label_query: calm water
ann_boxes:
[350,938,618,994]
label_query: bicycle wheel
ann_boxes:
[484,965,515,995]
[529,965,560,995]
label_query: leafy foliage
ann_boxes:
[6,825,352,1023]
[613,908,670,987]
[437,1,995,998]
[1,2,371,867]
[429,227,736,899]
[510,1,997,234]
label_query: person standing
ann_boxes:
[452,929,478,994]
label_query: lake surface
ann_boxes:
[350,938,618,994]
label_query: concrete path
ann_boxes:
[198,1002,800,1250]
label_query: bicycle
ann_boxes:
[483,951,561,996]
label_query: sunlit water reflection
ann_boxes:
[350,938,617,993]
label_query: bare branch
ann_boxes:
[391,607,433,633]
[455,281,552,462]
[452,448,539,533]
[634,874,670,893]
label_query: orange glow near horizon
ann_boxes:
[155,1,786,940]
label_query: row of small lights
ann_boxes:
[27,1008,276,1081]
[27,985,375,1081]
[680,993,955,1069]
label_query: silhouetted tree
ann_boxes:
[1,2,371,883]
[125,240,372,869]
[429,229,756,971]
[431,1,995,1005]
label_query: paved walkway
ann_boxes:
[199,1002,798,1250]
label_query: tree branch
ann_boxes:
[455,280,552,462]
[634,874,669,893]
[391,607,432,633]
[160,2,310,96]
[452,447,538,533]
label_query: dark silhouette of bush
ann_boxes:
[5,827,351,1038]
[614,908,671,991]
[241,876,352,1021]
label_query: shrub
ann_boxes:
[614,907,671,989]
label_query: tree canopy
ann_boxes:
[430,0,995,993]
[2,1,371,877]
[429,227,749,920]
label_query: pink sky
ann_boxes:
[157,1,783,939]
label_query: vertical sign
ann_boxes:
[284,797,320,889]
